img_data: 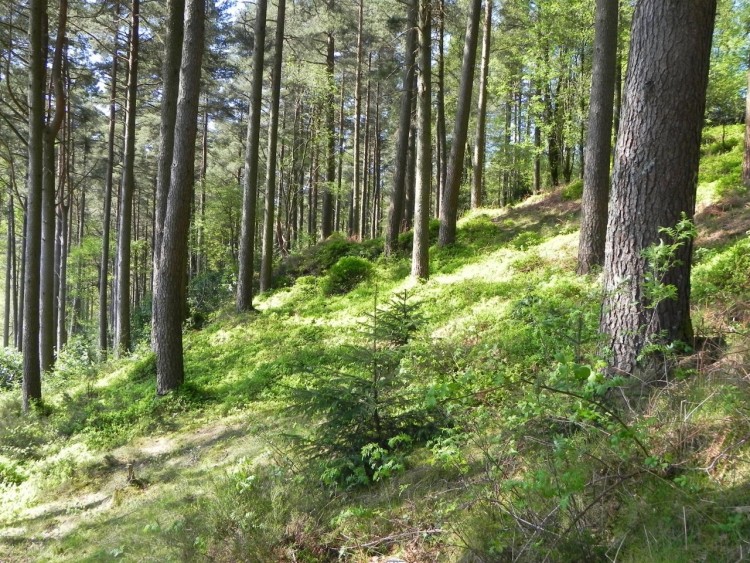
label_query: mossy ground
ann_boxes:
[1,125,749,562]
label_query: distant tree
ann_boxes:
[153,0,206,394]
[577,0,618,274]
[601,0,717,375]
[471,0,492,209]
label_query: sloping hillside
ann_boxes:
[1,125,749,562]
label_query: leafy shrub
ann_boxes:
[188,270,232,329]
[54,336,98,382]
[693,237,750,303]
[0,347,23,390]
[511,231,543,250]
[396,218,440,253]
[321,256,373,295]
[0,455,26,485]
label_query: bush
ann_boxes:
[562,178,583,200]
[0,347,23,390]
[188,271,232,328]
[321,256,373,295]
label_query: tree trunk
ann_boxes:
[601,0,716,376]
[23,0,46,410]
[743,58,750,186]
[471,0,492,209]
[40,0,68,372]
[321,26,336,239]
[236,0,267,310]
[411,0,431,279]
[577,0,618,274]
[99,3,119,356]
[438,0,482,246]
[350,0,364,238]
[259,0,286,293]
[4,197,13,348]
[436,0,447,217]
[154,0,205,394]
[385,0,417,256]
[114,0,139,355]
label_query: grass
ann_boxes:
[1,124,749,561]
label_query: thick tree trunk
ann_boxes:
[259,0,286,293]
[114,0,139,355]
[153,0,205,394]
[577,0,618,274]
[601,0,716,376]
[436,0,447,217]
[23,0,46,410]
[236,0,267,310]
[385,0,417,256]
[4,198,13,348]
[438,0,482,246]
[359,54,372,240]
[411,0,431,279]
[471,0,492,209]
[99,7,118,356]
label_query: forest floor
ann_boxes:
[1,125,750,562]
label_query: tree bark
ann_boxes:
[601,0,716,376]
[321,27,336,239]
[114,0,139,356]
[385,0,417,256]
[23,0,46,410]
[577,0,618,274]
[743,57,750,186]
[350,0,364,238]
[236,0,267,310]
[438,0,482,246]
[259,0,286,293]
[471,0,492,209]
[99,4,119,356]
[153,0,205,394]
[411,0,431,279]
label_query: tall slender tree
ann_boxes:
[601,0,716,375]
[385,0,417,256]
[438,0,482,247]
[259,0,286,293]
[411,0,431,279]
[114,0,140,355]
[577,0,618,274]
[236,0,268,311]
[471,0,492,209]
[22,0,46,411]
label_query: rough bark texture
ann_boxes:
[577,0,618,274]
[259,0,286,292]
[410,0,431,279]
[601,0,716,375]
[470,0,491,209]
[114,0,139,355]
[438,0,482,246]
[99,3,119,356]
[236,0,267,311]
[23,0,46,410]
[384,0,417,256]
[153,0,205,394]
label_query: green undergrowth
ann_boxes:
[2,131,750,561]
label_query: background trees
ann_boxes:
[0,0,741,396]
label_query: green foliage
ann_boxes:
[562,179,583,200]
[187,270,232,329]
[693,236,750,303]
[54,337,98,382]
[285,290,445,487]
[0,347,23,390]
[641,214,697,309]
[321,256,374,295]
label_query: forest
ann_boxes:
[1,0,750,560]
